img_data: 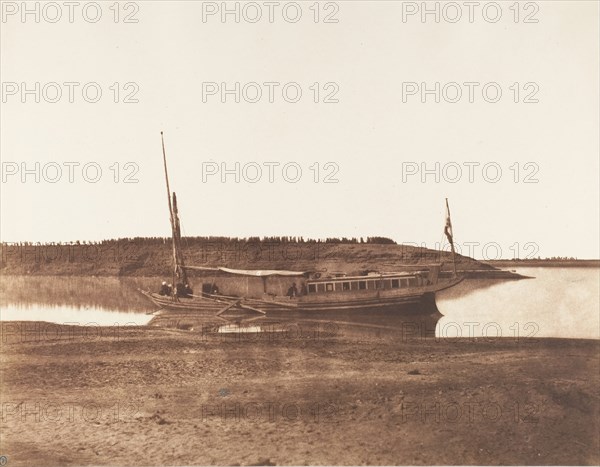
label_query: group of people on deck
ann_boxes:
[160,280,303,299]
[286,282,307,298]
[158,281,193,298]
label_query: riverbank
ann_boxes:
[1,321,598,465]
[0,239,496,276]
[0,238,532,281]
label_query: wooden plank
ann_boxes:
[216,300,241,316]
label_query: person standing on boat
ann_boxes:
[287,283,298,298]
[175,282,192,298]
[176,282,186,298]
[159,281,170,296]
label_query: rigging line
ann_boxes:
[179,212,189,248]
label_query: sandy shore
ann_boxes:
[1,321,598,466]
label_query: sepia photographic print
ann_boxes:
[0,1,599,466]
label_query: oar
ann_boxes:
[188,293,238,305]
[216,300,241,316]
[238,302,267,315]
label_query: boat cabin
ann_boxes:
[305,273,428,295]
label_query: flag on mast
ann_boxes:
[444,198,453,246]
[444,198,457,277]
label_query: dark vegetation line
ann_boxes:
[1,235,398,247]
[1,236,485,277]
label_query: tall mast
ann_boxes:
[444,198,457,277]
[172,192,188,284]
[161,132,174,224]
[161,132,185,290]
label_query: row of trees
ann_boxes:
[1,236,398,247]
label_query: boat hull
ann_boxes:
[141,276,462,314]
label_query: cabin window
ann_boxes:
[342,282,350,291]
[334,282,343,291]
[368,280,377,289]
[308,284,316,293]
[350,281,359,290]
[317,283,325,293]
[382,280,391,289]
[408,278,418,287]
[391,279,400,288]
[358,281,366,290]
[326,283,334,292]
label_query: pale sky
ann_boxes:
[1,1,599,259]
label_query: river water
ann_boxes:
[436,267,599,339]
[0,268,598,339]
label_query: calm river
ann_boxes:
[0,268,598,339]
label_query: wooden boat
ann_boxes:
[143,268,462,314]
[142,133,464,315]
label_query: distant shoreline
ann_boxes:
[2,238,591,277]
[0,239,492,277]
[485,259,600,268]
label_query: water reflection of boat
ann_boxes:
[142,133,463,315]
[149,307,443,341]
